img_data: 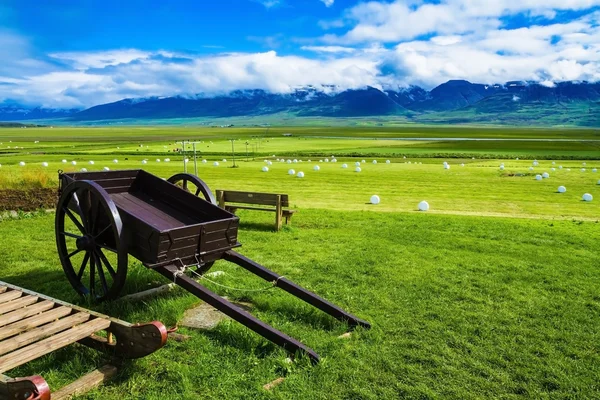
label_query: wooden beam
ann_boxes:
[0,291,22,305]
[0,295,38,315]
[52,365,117,400]
[0,317,110,373]
[0,300,55,328]
[118,283,176,302]
[0,306,72,341]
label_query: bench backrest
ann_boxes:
[217,190,290,207]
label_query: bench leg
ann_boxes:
[223,251,371,329]
[284,213,293,225]
[154,264,320,364]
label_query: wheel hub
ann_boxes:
[76,235,96,252]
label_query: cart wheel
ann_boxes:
[55,180,128,302]
[167,173,217,205]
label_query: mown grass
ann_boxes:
[0,210,599,399]
[0,156,598,219]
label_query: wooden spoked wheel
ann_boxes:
[167,173,217,205]
[167,173,216,273]
[55,180,127,302]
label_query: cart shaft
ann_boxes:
[223,251,371,329]
[154,264,320,364]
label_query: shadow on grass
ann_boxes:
[237,220,278,233]
[200,325,279,360]
[250,299,340,332]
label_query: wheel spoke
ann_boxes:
[61,231,83,240]
[95,249,117,278]
[63,207,85,234]
[182,180,188,191]
[97,243,118,253]
[73,191,90,233]
[77,251,90,280]
[89,194,101,234]
[67,249,82,259]
[89,252,96,298]
[94,224,111,240]
[94,252,110,297]
[195,187,201,196]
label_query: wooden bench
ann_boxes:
[0,281,167,400]
[216,190,296,230]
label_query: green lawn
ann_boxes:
[1,210,599,399]
[0,126,599,399]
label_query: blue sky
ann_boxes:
[1,0,599,108]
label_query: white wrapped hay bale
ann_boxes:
[582,193,593,202]
[213,161,219,166]
[558,186,566,193]
[288,169,295,175]
[542,172,550,179]
[296,171,304,178]
[313,165,320,171]
[355,167,361,172]
[418,201,429,211]
[370,195,380,205]
[262,166,269,172]
[41,162,48,167]
[535,174,542,181]
[342,164,348,169]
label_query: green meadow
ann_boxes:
[0,125,599,399]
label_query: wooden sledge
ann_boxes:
[0,281,167,400]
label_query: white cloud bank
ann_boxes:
[0,2,599,108]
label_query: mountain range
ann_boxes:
[1,80,600,126]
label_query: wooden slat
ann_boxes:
[52,364,118,400]
[0,306,72,341]
[0,313,93,359]
[221,190,282,206]
[0,291,22,305]
[0,287,6,294]
[0,317,110,372]
[0,300,54,328]
[0,295,38,315]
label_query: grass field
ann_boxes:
[0,125,599,399]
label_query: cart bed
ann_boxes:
[60,170,240,267]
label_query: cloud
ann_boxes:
[322,0,600,44]
[320,0,334,7]
[2,3,600,108]
[254,0,281,9]
[301,45,356,53]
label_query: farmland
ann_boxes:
[0,125,599,399]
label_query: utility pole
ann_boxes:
[245,141,249,162]
[230,139,237,167]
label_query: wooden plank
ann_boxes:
[0,313,92,358]
[52,364,118,400]
[0,300,54,328]
[0,295,38,315]
[222,190,280,206]
[0,306,72,341]
[275,195,282,231]
[0,317,110,373]
[0,287,6,294]
[0,291,22,305]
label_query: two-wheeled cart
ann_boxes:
[56,170,370,363]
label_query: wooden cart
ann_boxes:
[56,170,370,363]
[0,281,167,400]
